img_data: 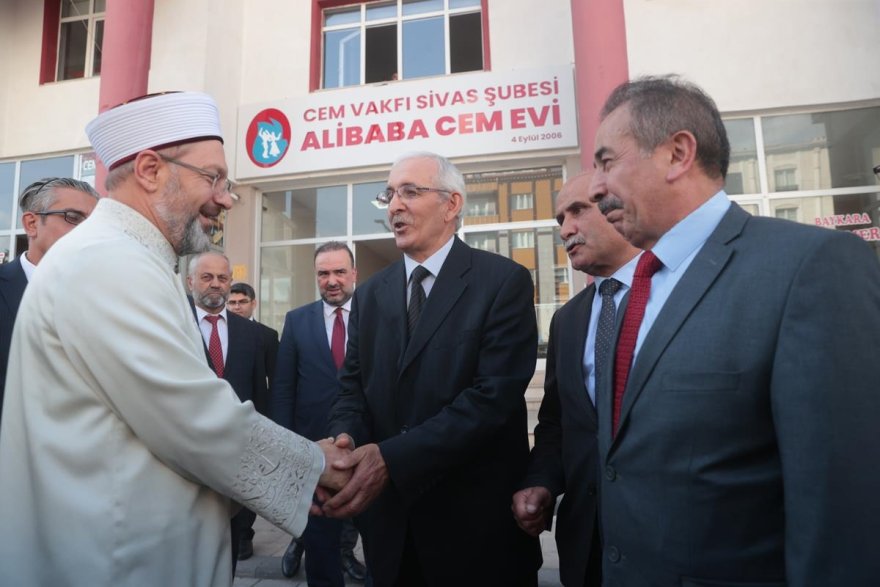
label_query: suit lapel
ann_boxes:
[399,238,469,374]
[309,300,336,370]
[564,285,598,423]
[612,204,748,446]
[374,261,408,370]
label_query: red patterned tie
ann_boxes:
[612,251,663,435]
[330,307,346,370]
[204,314,224,378]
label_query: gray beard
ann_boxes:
[175,217,212,256]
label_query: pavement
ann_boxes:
[234,515,563,587]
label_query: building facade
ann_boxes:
[1,0,878,358]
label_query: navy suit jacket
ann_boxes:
[597,204,880,586]
[189,301,267,415]
[523,284,601,587]
[270,300,340,442]
[329,237,541,586]
[0,258,28,423]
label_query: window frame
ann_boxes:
[309,0,491,92]
[40,0,105,84]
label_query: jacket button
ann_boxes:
[607,546,620,563]
[399,425,409,434]
[605,466,616,481]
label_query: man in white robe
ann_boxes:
[0,92,347,586]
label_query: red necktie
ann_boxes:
[330,307,345,370]
[204,314,224,378]
[612,251,663,435]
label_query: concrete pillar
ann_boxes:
[571,0,629,170]
[94,0,155,194]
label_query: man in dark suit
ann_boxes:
[271,241,367,586]
[0,178,98,423]
[322,152,541,586]
[589,75,880,585]
[227,281,280,393]
[187,251,267,564]
[512,172,639,587]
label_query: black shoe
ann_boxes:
[281,538,304,578]
[238,537,254,561]
[341,551,367,582]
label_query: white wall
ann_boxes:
[488,0,574,72]
[0,0,99,159]
[624,0,880,113]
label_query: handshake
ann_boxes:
[314,434,389,518]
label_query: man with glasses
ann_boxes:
[322,152,541,586]
[0,92,349,586]
[227,281,280,394]
[0,177,98,425]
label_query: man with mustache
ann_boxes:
[589,76,880,585]
[512,171,639,587]
[0,92,349,586]
[323,152,541,586]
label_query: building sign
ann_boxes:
[236,66,578,179]
[815,213,880,241]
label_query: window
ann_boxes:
[511,193,533,210]
[511,230,534,249]
[56,0,105,81]
[773,167,798,192]
[321,0,484,89]
[774,206,799,221]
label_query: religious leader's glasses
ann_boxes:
[159,154,234,195]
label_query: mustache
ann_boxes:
[597,196,623,216]
[563,234,586,251]
[390,214,412,225]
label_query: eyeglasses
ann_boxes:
[227,299,253,306]
[375,184,451,206]
[35,209,88,226]
[159,154,234,195]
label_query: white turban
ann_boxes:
[85,91,223,170]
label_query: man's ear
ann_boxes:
[132,150,164,194]
[445,192,464,223]
[666,130,698,182]
[22,211,38,238]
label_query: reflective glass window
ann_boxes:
[723,118,759,195]
[262,186,347,241]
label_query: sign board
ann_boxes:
[236,66,578,179]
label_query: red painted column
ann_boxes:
[571,0,629,170]
[94,0,155,194]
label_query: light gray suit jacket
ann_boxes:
[597,203,880,587]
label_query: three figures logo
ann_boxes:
[246,109,291,168]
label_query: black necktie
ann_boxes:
[407,265,430,337]
[593,278,622,397]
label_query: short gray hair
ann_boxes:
[601,75,730,180]
[392,151,467,224]
[187,251,231,277]
[19,177,99,214]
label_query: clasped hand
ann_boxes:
[313,434,389,518]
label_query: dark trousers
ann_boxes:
[304,515,345,587]
[392,524,428,587]
[230,507,256,573]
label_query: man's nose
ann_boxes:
[588,173,606,203]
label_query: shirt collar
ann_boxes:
[404,235,455,281]
[594,251,642,292]
[196,306,227,322]
[19,250,37,281]
[651,190,730,271]
[323,298,352,318]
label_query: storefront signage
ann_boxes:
[236,66,578,178]
[815,213,879,241]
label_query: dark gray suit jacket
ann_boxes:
[329,237,541,586]
[0,258,28,423]
[598,203,880,586]
[523,284,601,587]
